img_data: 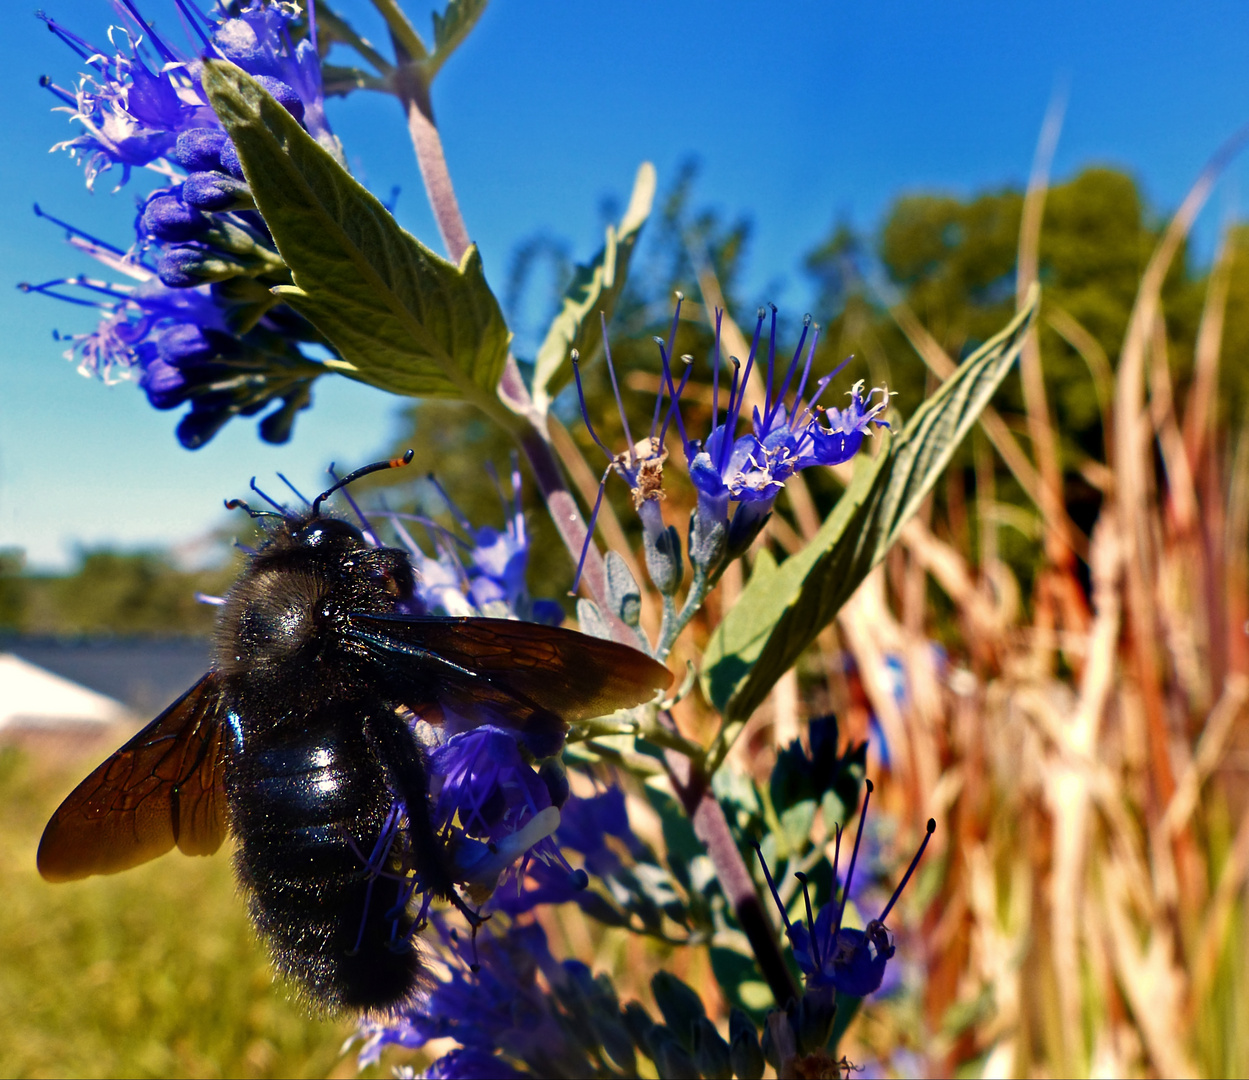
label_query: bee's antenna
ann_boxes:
[311,449,415,517]
[224,498,285,520]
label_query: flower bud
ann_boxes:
[253,75,306,123]
[169,127,227,172]
[729,1008,766,1080]
[156,244,251,288]
[605,551,642,628]
[183,171,254,212]
[689,504,727,575]
[693,1016,732,1079]
[139,189,209,243]
[220,138,245,179]
[795,989,837,1055]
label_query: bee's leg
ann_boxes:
[363,707,485,929]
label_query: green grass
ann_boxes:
[0,745,358,1079]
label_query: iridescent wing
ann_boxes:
[344,614,672,748]
[37,673,230,882]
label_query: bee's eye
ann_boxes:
[381,574,402,597]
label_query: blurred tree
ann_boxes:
[7,549,237,637]
[0,549,27,629]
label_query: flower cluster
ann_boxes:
[573,295,892,588]
[26,1,338,446]
[383,458,565,626]
[355,918,635,1078]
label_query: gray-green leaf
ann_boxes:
[702,288,1038,727]
[202,60,510,402]
[531,163,656,413]
[429,0,489,78]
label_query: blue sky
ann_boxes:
[4,0,1249,569]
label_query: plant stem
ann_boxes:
[666,749,799,1009]
[389,32,626,634]
[390,37,470,264]
[385,13,793,1012]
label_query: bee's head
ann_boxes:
[288,516,365,550]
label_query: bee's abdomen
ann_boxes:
[227,721,421,1013]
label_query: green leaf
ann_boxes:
[201,60,510,402]
[703,289,1038,727]
[429,0,489,78]
[531,163,657,413]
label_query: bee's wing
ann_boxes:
[37,673,231,882]
[345,613,672,732]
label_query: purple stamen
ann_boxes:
[170,0,217,53]
[751,841,792,932]
[803,354,855,422]
[735,309,765,436]
[571,351,613,460]
[835,779,873,934]
[877,818,936,925]
[308,0,320,52]
[718,358,742,473]
[655,340,690,447]
[427,474,475,534]
[117,0,181,64]
[38,14,107,66]
[648,338,667,441]
[18,281,104,308]
[763,303,778,424]
[766,313,812,428]
[38,75,78,106]
[792,326,823,411]
[276,472,311,506]
[33,205,129,258]
[601,313,634,461]
[795,871,821,968]
[571,464,613,593]
[659,356,694,448]
[249,477,289,515]
[711,309,723,436]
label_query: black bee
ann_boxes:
[37,454,671,1013]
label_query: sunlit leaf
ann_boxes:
[703,288,1038,725]
[202,61,510,401]
[531,163,656,412]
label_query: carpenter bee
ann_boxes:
[37,454,671,1013]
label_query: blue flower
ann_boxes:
[572,296,891,580]
[488,788,640,916]
[379,458,566,625]
[41,1,332,189]
[759,780,934,998]
[28,2,338,447]
[430,726,583,903]
[356,920,623,1078]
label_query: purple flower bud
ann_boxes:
[176,405,233,450]
[169,127,227,172]
[139,356,188,409]
[156,246,208,289]
[139,189,209,243]
[182,171,253,212]
[220,139,245,180]
[155,323,238,369]
[253,75,306,123]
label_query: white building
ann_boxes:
[0,652,129,731]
